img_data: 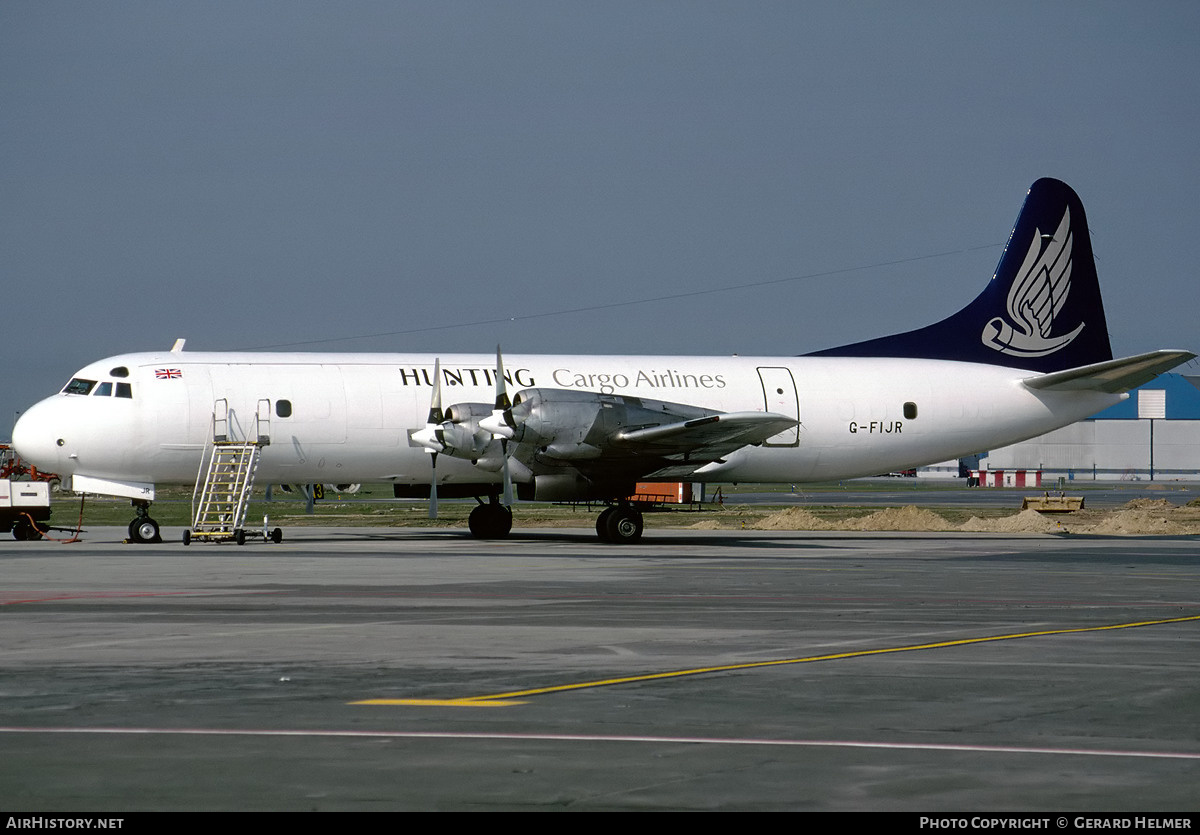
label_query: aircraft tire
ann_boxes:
[131,518,160,544]
[595,507,615,542]
[494,507,513,538]
[604,507,644,544]
[468,505,486,538]
[468,504,512,539]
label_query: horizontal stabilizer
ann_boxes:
[1022,350,1195,393]
[616,411,797,456]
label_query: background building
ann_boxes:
[929,374,1200,483]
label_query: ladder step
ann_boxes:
[191,438,264,536]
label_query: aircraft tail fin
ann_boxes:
[808,178,1114,373]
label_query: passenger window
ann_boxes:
[276,400,292,418]
[94,382,113,396]
[116,383,133,399]
[63,378,96,395]
[903,402,918,420]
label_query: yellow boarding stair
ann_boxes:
[185,399,281,545]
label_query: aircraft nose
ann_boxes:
[12,399,69,473]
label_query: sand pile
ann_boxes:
[959,509,1064,533]
[754,505,952,531]
[1123,498,1178,511]
[1086,507,1194,535]
[956,499,1200,535]
[733,498,1200,535]
[754,507,839,530]
[841,505,950,531]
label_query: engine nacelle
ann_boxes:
[510,388,716,459]
[436,402,497,462]
[516,473,635,502]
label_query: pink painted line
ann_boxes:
[0,590,283,605]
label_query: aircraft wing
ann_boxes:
[421,383,799,491]
[614,411,797,458]
[1022,349,1195,393]
[519,395,796,485]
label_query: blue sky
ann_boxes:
[3,2,1198,432]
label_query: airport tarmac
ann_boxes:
[1,525,1198,811]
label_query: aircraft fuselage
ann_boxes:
[15,349,1123,499]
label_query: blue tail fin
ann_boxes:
[808,178,1113,373]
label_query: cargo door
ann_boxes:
[757,366,800,447]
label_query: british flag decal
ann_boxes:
[155,368,182,379]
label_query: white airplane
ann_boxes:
[12,179,1193,544]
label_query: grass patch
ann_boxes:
[53,481,1019,533]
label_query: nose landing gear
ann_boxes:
[127,501,161,544]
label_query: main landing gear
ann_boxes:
[127,500,161,544]
[463,495,645,544]
[468,495,513,540]
[595,503,644,544]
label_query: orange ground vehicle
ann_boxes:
[0,443,59,485]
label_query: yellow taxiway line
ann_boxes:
[351,613,1200,707]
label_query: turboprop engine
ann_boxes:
[409,348,796,520]
[507,388,722,464]
[435,402,499,463]
[409,356,521,517]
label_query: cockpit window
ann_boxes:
[94,382,113,396]
[110,366,129,378]
[63,378,96,395]
[116,383,132,399]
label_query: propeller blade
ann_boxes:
[417,359,443,518]
[495,347,515,506]
[494,344,511,414]
[428,452,439,519]
[479,345,516,439]
[412,359,446,452]
[427,358,444,426]
[500,440,514,507]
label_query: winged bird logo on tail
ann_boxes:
[809,178,1112,374]
[981,207,1084,358]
